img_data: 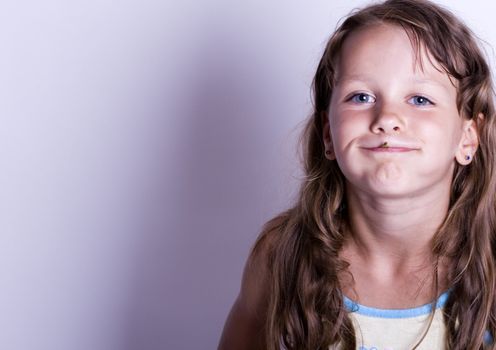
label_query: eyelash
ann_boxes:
[346,93,434,106]
[347,93,375,104]
[408,96,434,106]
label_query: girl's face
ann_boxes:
[324,24,477,199]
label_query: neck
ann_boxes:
[339,182,451,306]
[345,181,450,264]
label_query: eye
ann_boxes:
[348,93,376,104]
[408,95,434,106]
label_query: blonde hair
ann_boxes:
[252,0,496,349]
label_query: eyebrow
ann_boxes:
[412,78,446,87]
[407,78,455,93]
[336,75,452,92]
[335,75,374,85]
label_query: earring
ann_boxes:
[465,155,471,161]
[325,150,331,155]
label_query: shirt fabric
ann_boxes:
[340,292,449,350]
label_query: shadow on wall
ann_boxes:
[122,14,294,350]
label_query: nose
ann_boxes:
[370,107,403,134]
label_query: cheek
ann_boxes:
[330,120,357,151]
[414,116,463,156]
[329,110,368,149]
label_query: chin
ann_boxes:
[355,176,415,199]
[366,184,413,198]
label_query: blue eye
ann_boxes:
[349,93,376,104]
[408,95,433,106]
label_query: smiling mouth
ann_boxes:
[364,141,418,152]
[359,138,421,153]
[366,147,415,152]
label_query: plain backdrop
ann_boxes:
[1,0,496,349]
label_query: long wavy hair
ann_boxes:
[250,0,496,349]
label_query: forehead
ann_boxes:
[336,24,454,89]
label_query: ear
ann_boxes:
[322,112,335,160]
[455,114,481,165]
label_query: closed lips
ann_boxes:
[364,146,417,152]
[359,137,421,150]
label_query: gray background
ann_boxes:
[1,0,495,349]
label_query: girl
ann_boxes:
[218,0,496,349]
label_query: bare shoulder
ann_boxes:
[217,214,287,350]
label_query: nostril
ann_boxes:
[393,126,400,131]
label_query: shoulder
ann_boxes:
[244,211,291,305]
[217,212,289,350]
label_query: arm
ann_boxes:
[217,240,272,350]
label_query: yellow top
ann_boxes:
[337,292,448,350]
